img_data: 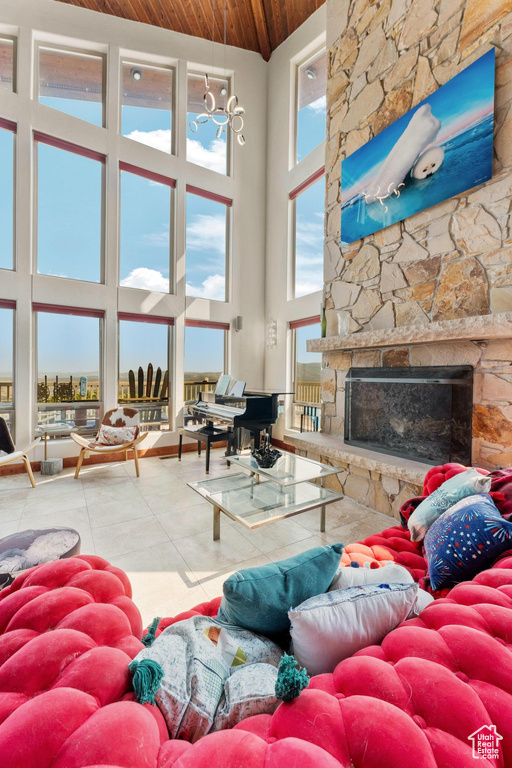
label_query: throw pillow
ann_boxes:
[96,424,138,446]
[408,468,492,542]
[329,561,414,591]
[289,582,418,676]
[424,493,512,591]
[210,662,279,732]
[132,615,282,742]
[217,543,344,637]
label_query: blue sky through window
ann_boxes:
[295,176,324,298]
[0,308,13,383]
[297,48,326,163]
[184,326,224,378]
[120,171,171,292]
[119,320,168,376]
[187,74,228,175]
[0,128,14,270]
[37,312,100,380]
[38,48,103,127]
[186,193,227,301]
[121,62,173,153]
[37,143,102,282]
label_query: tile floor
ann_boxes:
[0,449,393,626]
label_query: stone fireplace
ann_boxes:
[286,0,512,520]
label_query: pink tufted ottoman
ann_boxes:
[1,537,512,766]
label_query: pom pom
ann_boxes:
[141,616,162,647]
[275,654,309,703]
[129,658,164,705]
[350,561,360,568]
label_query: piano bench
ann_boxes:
[178,426,235,474]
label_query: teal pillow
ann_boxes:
[217,543,344,637]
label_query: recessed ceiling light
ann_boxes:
[219,85,228,96]
[306,67,317,80]
[130,67,143,82]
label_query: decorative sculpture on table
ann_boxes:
[340,49,495,245]
[252,433,282,469]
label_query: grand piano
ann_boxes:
[188,389,290,450]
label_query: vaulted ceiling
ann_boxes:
[53,0,325,61]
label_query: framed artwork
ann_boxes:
[340,49,495,246]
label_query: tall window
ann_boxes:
[292,171,324,299]
[121,61,174,154]
[118,315,172,429]
[119,165,174,293]
[36,136,104,283]
[186,188,229,302]
[184,321,226,402]
[35,306,102,436]
[291,318,321,431]
[187,73,229,175]
[0,37,15,93]
[0,121,15,271]
[0,301,14,434]
[296,48,326,164]
[38,46,104,127]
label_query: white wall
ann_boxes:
[0,0,268,459]
[264,6,326,438]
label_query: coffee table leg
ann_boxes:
[320,477,326,533]
[213,504,221,541]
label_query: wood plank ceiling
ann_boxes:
[52,0,325,61]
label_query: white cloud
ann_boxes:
[296,217,324,254]
[120,267,169,292]
[186,273,225,301]
[187,213,226,256]
[141,230,170,248]
[124,129,172,154]
[306,95,326,114]
[187,137,226,174]
[295,278,323,298]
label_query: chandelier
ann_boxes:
[188,0,246,146]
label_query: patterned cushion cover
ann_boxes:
[424,493,512,590]
[408,468,492,542]
[96,424,138,445]
[132,614,282,742]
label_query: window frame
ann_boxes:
[289,166,325,301]
[293,45,327,168]
[289,315,322,431]
[186,70,232,177]
[0,299,16,436]
[184,319,230,397]
[0,35,17,94]
[34,132,107,285]
[0,118,17,273]
[33,303,105,437]
[120,57,176,156]
[117,312,174,430]
[119,162,176,295]
[35,41,107,128]
[185,186,232,304]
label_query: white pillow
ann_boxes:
[96,424,138,445]
[289,582,418,676]
[329,562,414,591]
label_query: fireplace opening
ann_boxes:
[344,366,473,465]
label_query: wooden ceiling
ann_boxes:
[53,0,325,61]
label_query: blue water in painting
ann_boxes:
[340,114,494,245]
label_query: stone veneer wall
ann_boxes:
[321,0,512,470]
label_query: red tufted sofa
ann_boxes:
[1,465,512,767]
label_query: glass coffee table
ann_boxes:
[188,451,342,540]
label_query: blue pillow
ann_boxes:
[424,494,512,591]
[217,543,344,637]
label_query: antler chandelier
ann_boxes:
[188,0,246,146]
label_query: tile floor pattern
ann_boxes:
[0,450,393,626]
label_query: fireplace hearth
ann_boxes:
[344,366,473,465]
